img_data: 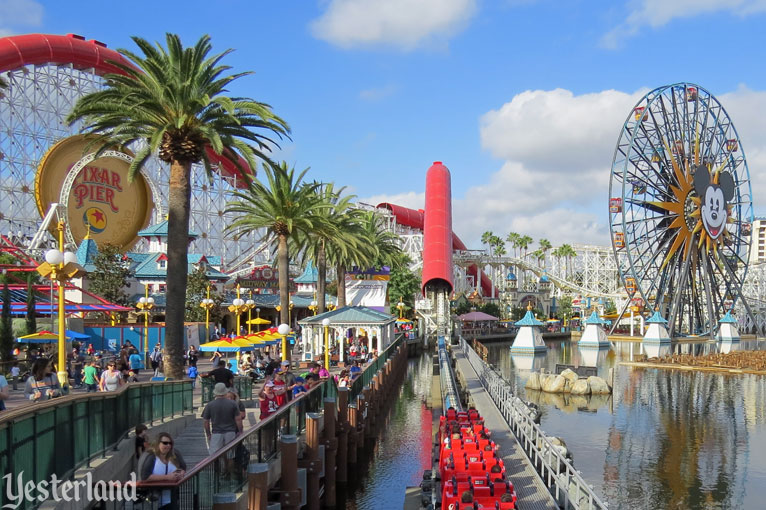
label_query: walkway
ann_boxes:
[452,347,559,510]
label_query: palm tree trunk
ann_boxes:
[278,234,289,326]
[317,240,326,313]
[336,262,347,308]
[164,160,193,380]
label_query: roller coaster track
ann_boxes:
[453,251,625,300]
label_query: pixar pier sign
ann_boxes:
[35,135,155,250]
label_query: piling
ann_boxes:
[302,413,322,510]
[247,463,269,510]
[356,394,366,451]
[323,398,338,507]
[347,403,358,464]
[280,435,301,510]
[337,388,349,483]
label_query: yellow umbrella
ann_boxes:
[246,317,271,325]
[199,337,256,352]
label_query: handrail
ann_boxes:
[132,377,339,510]
[438,336,461,411]
[458,336,609,510]
[349,333,405,400]
[0,380,193,510]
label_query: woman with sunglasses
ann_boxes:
[139,432,186,509]
[99,361,123,392]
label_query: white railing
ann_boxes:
[459,336,609,510]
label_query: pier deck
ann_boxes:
[452,347,559,510]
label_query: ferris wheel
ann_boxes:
[608,83,754,336]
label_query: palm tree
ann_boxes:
[67,34,289,378]
[295,183,359,313]
[538,238,552,270]
[518,235,533,260]
[481,231,494,254]
[559,244,577,278]
[334,210,401,308]
[552,246,564,276]
[506,232,520,258]
[226,162,328,328]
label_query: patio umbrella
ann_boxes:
[245,332,281,346]
[198,337,256,352]
[66,330,90,340]
[17,330,66,344]
[246,317,271,325]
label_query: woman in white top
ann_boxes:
[139,432,187,509]
[99,361,123,391]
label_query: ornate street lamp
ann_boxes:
[200,285,216,341]
[309,299,318,316]
[396,296,405,319]
[245,291,256,334]
[322,318,331,370]
[228,284,250,337]
[36,220,86,390]
[136,284,155,356]
[278,323,290,363]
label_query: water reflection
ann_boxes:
[510,352,546,371]
[641,342,672,358]
[579,346,610,367]
[486,338,766,510]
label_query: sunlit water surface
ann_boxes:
[341,353,433,510]
[485,338,766,510]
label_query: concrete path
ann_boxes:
[452,347,560,510]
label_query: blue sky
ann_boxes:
[4,0,766,248]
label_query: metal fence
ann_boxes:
[349,333,404,400]
[0,380,194,510]
[133,378,339,510]
[200,376,253,405]
[459,337,609,510]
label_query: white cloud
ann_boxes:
[479,88,647,174]
[310,0,477,50]
[602,0,766,48]
[361,190,425,211]
[0,0,43,34]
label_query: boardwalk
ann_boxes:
[452,347,559,510]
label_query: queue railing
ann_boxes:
[200,376,253,404]
[459,336,609,510]
[134,378,339,510]
[0,379,193,510]
[348,333,404,400]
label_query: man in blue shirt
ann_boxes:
[349,360,362,378]
[129,349,144,379]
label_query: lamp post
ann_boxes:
[396,296,405,319]
[278,323,290,363]
[228,284,249,337]
[289,300,294,326]
[327,300,336,312]
[136,284,155,356]
[245,291,256,334]
[322,318,331,370]
[200,285,216,341]
[255,308,261,332]
[36,220,85,390]
[309,299,318,316]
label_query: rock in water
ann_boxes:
[571,378,590,395]
[544,374,568,393]
[588,376,611,394]
[526,372,541,390]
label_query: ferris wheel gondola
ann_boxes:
[608,83,754,336]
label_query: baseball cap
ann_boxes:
[281,360,290,366]
[265,381,275,388]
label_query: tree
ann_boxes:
[387,255,421,318]
[185,266,224,323]
[558,295,573,322]
[89,244,134,307]
[67,34,289,378]
[226,162,327,327]
[26,274,36,335]
[506,232,520,257]
[0,280,12,362]
[518,235,533,260]
[480,302,501,318]
[481,231,494,253]
[295,183,359,314]
[538,238,552,269]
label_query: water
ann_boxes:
[341,353,433,509]
[486,338,766,510]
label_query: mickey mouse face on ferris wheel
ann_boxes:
[693,166,735,240]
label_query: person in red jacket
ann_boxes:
[259,382,280,419]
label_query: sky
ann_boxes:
[3,0,766,250]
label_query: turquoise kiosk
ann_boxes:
[579,311,611,348]
[510,305,546,354]
[717,311,741,353]
[642,310,672,358]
